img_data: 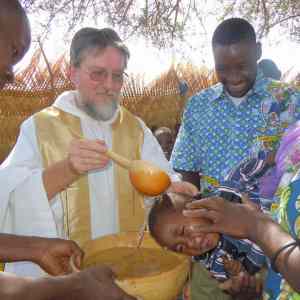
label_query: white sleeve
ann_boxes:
[138,118,181,182]
[0,117,59,237]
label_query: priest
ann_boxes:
[0,26,196,277]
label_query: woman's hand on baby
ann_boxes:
[182,194,262,239]
[240,193,260,211]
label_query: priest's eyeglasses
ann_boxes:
[83,67,128,84]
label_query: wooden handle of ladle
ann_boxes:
[106,150,131,170]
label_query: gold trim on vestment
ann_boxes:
[35,106,145,248]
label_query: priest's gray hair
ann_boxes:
[70,27,130,68]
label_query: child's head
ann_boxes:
[148,192,220,256]
[258,59,281,80]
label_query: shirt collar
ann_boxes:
[211,67,265,102]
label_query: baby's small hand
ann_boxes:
[219,271,263,300]
[222,255,244,276]
[183,280,191,300]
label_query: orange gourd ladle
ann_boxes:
[106,149,171,196]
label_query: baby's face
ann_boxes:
[155,211,219,256]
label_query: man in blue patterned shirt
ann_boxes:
[171,18,300,300]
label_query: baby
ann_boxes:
[149,192,220,300]
[149,192,220,257]
[148,192,265,281]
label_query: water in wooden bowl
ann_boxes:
[82,232,190,300]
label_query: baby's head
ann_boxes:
[148,192,220,256]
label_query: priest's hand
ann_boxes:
[43,138,110,200]
[30,237,84,275]
[68,138,110,174]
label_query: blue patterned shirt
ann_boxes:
[171,70,300,187]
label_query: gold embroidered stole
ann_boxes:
[112,107,145,232]
[35,106,144,248]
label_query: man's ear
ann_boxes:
[256,42,262,61]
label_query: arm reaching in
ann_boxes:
[183,195,300,292]
[0,265,137,300]
[0,234,83,275]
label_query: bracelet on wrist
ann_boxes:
[271,239,300,273]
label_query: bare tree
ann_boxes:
[220,0,300,41]
[20,0,300,47]
[21,0,209,48]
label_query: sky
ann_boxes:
[18,5,300,83]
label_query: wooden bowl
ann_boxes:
[82,232,190,300]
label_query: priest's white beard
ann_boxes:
[80,97,120,121]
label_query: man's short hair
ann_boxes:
[70,27,130,67]
[212,18,256,47]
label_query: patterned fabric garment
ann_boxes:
[263,122,300,300]
[193,144,271,280]
[195,235,266,281]
[171,69,300,189]
[224,149,270,193]
[171,69,300,287]
[222,148,277,210]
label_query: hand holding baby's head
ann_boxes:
[148,192,220,256]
